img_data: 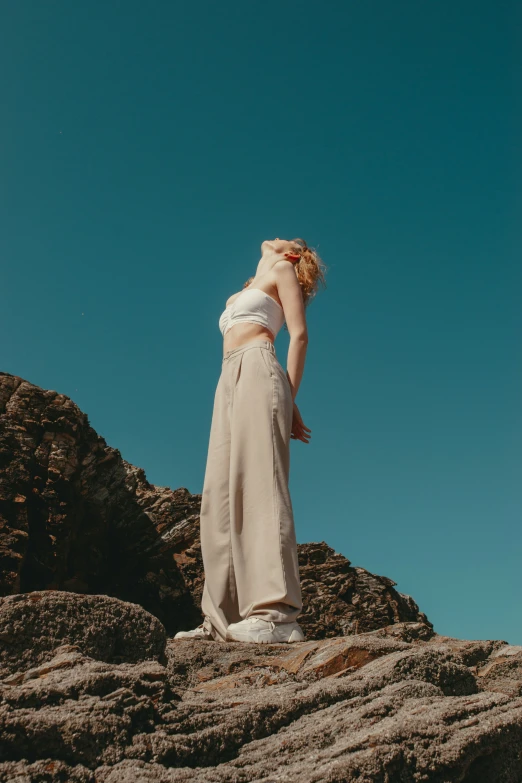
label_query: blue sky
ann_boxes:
[2,1,521,644]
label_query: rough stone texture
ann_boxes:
[297,542,431,638]
[0,371,430,641]
[0,592,521,782]
[3,371,519,779]
[0,372,201,634]
[0,591,166,678]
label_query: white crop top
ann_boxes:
[219,288,285,339]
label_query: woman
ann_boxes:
[175,238,326,643]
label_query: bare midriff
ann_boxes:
[223,283,282,355]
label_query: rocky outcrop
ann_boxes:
[0,371,431,640]
[0,372,201,633]
[296,542,431,638]
[1,372,521,780]
[0,592,521,782]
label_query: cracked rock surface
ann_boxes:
[0,592,521,782]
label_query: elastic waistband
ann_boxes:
[223,338,276,362]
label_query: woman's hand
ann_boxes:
[291,401,311,443]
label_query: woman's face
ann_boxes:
[261,238,295,254]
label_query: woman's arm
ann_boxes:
[275,261,308,401]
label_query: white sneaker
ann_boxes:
[225,617,305,644]
[174,616,215,640]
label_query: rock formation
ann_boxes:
[0,371,429,639]
[1,591,521,782]
[1,370,521,781]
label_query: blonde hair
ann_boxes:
[243,238,327,331]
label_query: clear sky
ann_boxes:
[2,1,521,644]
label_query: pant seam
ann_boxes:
[228,353,244,608]
[258,345,274,378]
[271,369,288,604]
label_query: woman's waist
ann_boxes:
[223,322,275,356]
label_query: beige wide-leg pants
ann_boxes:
[200,338,303,641]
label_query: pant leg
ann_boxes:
[200,369,241,640]
[228,344,303,623]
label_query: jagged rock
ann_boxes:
[296,542,432,638]
[0,371,206,633]
[0,371,430,641]
[0,592,521,782]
